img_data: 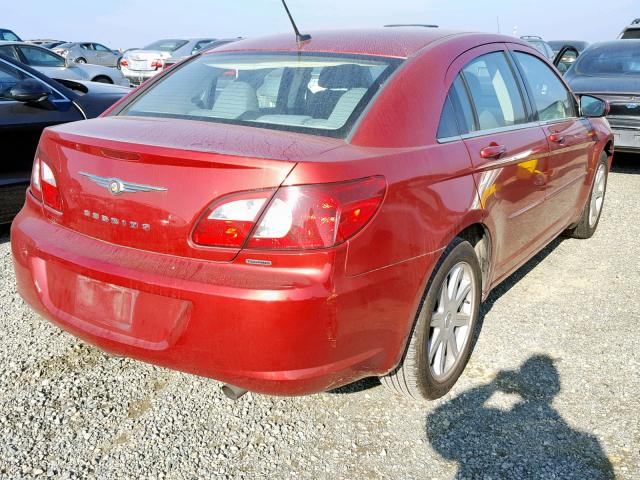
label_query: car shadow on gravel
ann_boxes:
[0,224,10,244]
[612,152,640,174]
[425,354,614,479]
[331,236,567,396]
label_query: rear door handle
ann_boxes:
[480,144,507,159]
[549,133,566,144]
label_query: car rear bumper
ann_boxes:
[11,196,433,396]
[121,66,160,85]
[611,127,640,152]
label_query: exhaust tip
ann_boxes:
[221,384,248,401]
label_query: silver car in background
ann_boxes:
[120,38,217,85]
[0,42,129,86]
[52,42,121,67]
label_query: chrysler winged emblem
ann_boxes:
[79,172,167,196]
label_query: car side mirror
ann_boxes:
[580,95,609,118]
[9,78,53,104]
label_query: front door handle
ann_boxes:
[480,143,507,159]
[549,133,566,144]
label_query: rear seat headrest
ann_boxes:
[318,64,372,89]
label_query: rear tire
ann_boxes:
[564,152,608,239]
[92,76,113,84]
[380,238,482,400]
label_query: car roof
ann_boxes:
[210,28,516,59]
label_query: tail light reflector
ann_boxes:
[120,59,129,68]
[40,161,62,212]
[192,190,275,247]
[151,59,164,69]
[30,155,42,200]
[192,177,386,250]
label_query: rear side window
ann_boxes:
[0,61,26,99]
[437,95,459,139]
[119,52,399,138]
[513,52,576,121]
[462,52,527,131]
[19,46,65,67]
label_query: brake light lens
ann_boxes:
[40,161,62,212]
[193,177,385,250]
[151,59,164,69]
[192,190,275,247]
[30,155,42,200]
[120,59,128,68]
[249,177,386,249]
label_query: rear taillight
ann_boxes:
[40,160,62,212]
[193,190,275,248]
[151,59,164,69]
[120,59,129,68]
[30,155,42,201]
[192,177,386,250]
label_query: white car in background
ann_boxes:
[120,38,217,85]
[0,42,129,86]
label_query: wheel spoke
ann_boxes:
[447,335,459,360]
[431,311,445,328]
[429,330,443,363]
[447,265,463,304]
[454,280,472,310]
[454,313,471,327]
[438,337,447,374]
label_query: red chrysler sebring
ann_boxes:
[11,28,613,400]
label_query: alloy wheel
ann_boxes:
[428,262,477,380]
[588,163,607,228]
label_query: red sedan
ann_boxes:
[11,28,613,400]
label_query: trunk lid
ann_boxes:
[42,116,343,262]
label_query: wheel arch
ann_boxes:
[454,222,493,295]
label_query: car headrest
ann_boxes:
[318,65,371,89]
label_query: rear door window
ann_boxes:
[461,52,527,131]
[19,46,65,67]
[512,52,576,121]
[0,61,26,100]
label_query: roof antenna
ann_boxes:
[280,0,311,42]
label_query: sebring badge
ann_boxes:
[79,172,167,196]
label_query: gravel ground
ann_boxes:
[0,154,638,479]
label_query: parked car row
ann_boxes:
[0,42,129,85]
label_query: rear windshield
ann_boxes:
[143,39,188,52]
[621,28,640,39]
[0,30,20,42]
[118,52,399,138]
[576,43,640,76]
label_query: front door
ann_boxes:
[511,49,595,230]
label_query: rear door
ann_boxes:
[511,48,594,229]
[448,47,551,280]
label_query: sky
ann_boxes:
[4,0,636,50]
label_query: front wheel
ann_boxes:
[76,57,87,64]
[380,238,482,400]
[564,152,608,239]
